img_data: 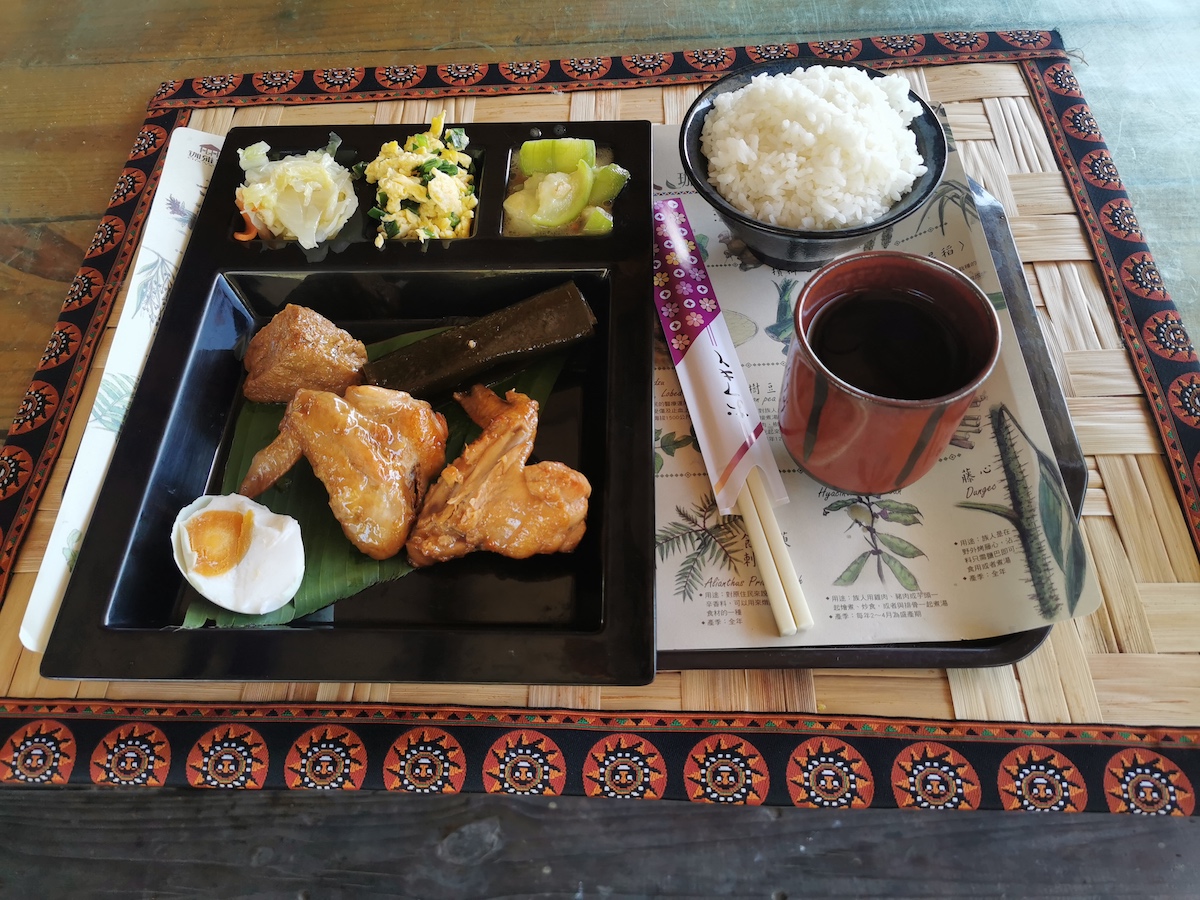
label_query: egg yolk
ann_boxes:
[184,509,255,576]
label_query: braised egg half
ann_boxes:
[171,494,304,615]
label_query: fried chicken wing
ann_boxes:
[242,304,367,403]
[239,385,447,560]
[237,429,302,501]
[406,385,590,567]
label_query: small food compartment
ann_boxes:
[41,119,655,684]
[358,114,480,246]
[228,132,367,250]
[502,136,631,236]
[225,119,482,251]
[210,120,650,257]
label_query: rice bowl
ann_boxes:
[701,65,927,230]
[678,59,947,270]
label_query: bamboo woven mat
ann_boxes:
[4,54,1198,730]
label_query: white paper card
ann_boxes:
[21,128,225,652]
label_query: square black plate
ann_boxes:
[42,121,657,684]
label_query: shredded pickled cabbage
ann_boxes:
[235,133,358,249]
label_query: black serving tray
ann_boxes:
[42,121,657,684]
[656,180,1084,671]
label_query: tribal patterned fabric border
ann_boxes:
[144,31,1066,108]
[0,701,1194,813]
[1022,58,1200,541]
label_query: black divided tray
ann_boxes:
[657,179,1084,671]
[42,121,658,685]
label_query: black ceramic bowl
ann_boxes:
[679,59,948,271]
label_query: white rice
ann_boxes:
[700,65,927,230]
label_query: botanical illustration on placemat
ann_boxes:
[648,122,1102,653]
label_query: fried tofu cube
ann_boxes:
[242,304,367,404]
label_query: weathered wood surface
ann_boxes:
[0,790,1196,897]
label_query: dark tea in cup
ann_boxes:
[778,251,1002,495]
[807,287,980,401]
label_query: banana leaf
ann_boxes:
[181,330,567,628]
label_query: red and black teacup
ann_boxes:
[778,250,1002,495]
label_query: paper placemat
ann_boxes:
[648,121,1101,653]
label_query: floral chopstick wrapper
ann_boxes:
[652,197,788,514]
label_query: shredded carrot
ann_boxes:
[233,208,258,241]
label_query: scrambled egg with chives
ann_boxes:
[364,112,477,245]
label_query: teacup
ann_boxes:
[778,250,1002,495]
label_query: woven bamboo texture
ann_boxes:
[5,64,1198,727]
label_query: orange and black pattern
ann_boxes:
[142,33,1064,108]
[1021,51,1200,543]
[0,702,1195,813]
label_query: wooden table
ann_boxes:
[3,2,1199,894]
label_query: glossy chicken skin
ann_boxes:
[239,385,447,560]
[406,385,591,567]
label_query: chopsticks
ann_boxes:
[736,467,814,636]
[651,195,813,640]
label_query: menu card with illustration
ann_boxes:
[650,121,1102,652]
[20,128,224,652]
